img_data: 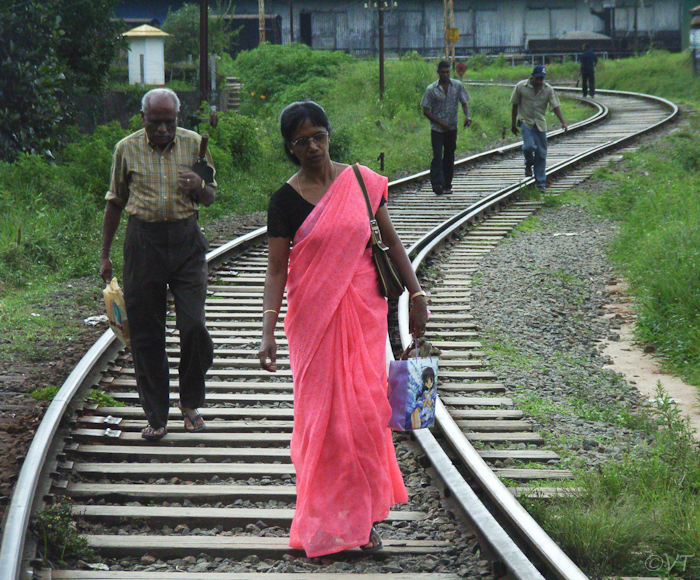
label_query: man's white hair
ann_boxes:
[141,88,181,114]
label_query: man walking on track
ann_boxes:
[100,88,217,441]
[579,44,598,98]
[421,60,472,195]
[510,65,568,192]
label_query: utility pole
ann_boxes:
[199,0,209,103]
[364,1,397,101]
[258,0,266,44]
[444,0,456,67]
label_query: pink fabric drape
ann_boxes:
[284,165,408,557]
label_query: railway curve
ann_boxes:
[0,87,678,580]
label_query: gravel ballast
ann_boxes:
[465,202,650,469]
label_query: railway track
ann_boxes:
[1,87,677,580]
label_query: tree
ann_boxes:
[0,0,123,162]
[55,0,124,95]
[162,1,237,64]
[0,1,65,161]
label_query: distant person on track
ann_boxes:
[510,65,568,192]
[258,100,429,557]
[579,44,598,98]
[99,88,217,441]
[421,60,472,195]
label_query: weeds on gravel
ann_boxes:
[31,497,96,566]
[524,384,700,579]
[30,386,60,401]
[87,389,124,407]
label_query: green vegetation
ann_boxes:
[563,114,700,386]
[0,1,123,162]
[524,386,700,579]
[30,386,60,402]
[31,498,95,565]
[87,389,124,408]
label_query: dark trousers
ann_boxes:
[123,215,214,429]
[430,129,457,191]
[582,73,595,97]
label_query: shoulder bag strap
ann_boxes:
[352,163,382,247]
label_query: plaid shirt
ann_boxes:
[106,127,217,222]
[420,78,469,132]
[510,79,561,132]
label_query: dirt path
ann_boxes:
[601,281,700,437]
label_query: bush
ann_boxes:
[208,111,263,168]
[233,43,349,114]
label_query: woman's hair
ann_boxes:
[421,367,435,392]
[279,101,331,165]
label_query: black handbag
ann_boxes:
[352,164,405,299]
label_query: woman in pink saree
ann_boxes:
[258,101,429,557]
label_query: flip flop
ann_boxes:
[141,425,167,441]
[179,404,206,432]
[360,526,383,553]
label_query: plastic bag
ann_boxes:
[387,340,439,431]
[103,277,130,347]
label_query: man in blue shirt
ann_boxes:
[580,44,598,98]
[421,61,472,195]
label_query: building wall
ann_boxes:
[254,0,681,54]
[114,1,685,55]
[127,37,166,85]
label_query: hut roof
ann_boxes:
[122,24,170,38]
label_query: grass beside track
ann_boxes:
[504,51,700,579]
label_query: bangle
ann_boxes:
[263,309,278,316]
[410,290,427,301]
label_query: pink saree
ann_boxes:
[284,165,408,557]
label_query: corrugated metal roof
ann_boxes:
[122,24,170,37]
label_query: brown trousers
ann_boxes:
[123,215,214,429]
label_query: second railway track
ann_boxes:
[1,87,678,580]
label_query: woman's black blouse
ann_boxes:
[267,182,385,240]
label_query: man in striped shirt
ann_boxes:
[100,88,216,441]
[421,60,472,195]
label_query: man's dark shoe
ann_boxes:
[444,187,453,194]
[525,165,533,177]
[433,185,444,195]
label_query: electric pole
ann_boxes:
[259,0,266,44]
[444,0,456,67]
[364,1,397,100]
[199,0,209,103]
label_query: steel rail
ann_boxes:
[396,89,677,580]
[0,88,673,580]
[0,232,271,580]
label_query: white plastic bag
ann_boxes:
[103,277,130,347]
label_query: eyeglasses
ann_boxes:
[291,131,329,148]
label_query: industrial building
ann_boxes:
[114,1,696,56]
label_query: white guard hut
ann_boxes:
[122,24,170,86]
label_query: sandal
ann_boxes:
[141,425,167,441]
[178,403,206,432]
[360,526,383,553]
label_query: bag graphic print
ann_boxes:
[387,350,438,431]
[103,277,131,347]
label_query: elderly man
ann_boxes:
[510,64,567,192]
[100,88,216,440]
[421,60,472,195]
